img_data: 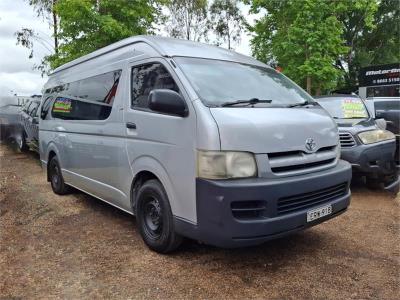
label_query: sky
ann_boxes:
[0,0,257,97]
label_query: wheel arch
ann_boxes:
[45,143,61,182]
[130,156,177,215]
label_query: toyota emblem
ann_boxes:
[305,138,316,152]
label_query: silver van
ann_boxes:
[39,36,352,253]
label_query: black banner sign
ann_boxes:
[359,63,400,87]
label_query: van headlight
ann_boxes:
[358,129,395,144]
[197,150,257,179]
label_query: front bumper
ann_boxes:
[341,140,397,176]
[175,160,352,248]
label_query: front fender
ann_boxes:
[131,155,179,216]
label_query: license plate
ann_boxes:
[307,205,332,222]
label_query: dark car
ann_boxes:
[316,95,399,193]
[365,97,400,168]
[0,103,24,147]
[20,98,40,152]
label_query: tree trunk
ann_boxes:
[316,85,321,96]
[52,0,58,54]
[306,76,312,94]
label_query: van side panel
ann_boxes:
[40,59,134,212]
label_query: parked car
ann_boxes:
[364,97,400,169]
[40,36,352,253]
[315,95,399,193]
[20,98,40,152]
[0,97,41,152]
[0,102,24,146]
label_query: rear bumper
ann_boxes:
[175,160,352,248]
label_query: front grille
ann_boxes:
[231,200,267,220]
[268,146,337,175]
[277,183,347,216]
[271,158,335,173]
[339,132,356,147]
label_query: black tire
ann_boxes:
[48,156,71,195]
[366,177,382,190]
[136,179,182,253]
[17,132,29,152]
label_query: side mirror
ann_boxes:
[32,117,39,124]
[375,118,387,130]
[148,89,188,117]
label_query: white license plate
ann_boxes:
[307,205,332,222]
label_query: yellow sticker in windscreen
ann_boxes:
[342,99,365,118]
[53,98,72,113]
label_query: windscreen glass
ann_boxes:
[318,97,369,119]
[174,57,313,107]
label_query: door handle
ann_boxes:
[126,122,137,129]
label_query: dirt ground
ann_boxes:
[0,142,399,300]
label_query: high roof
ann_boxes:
[52,35,266,74]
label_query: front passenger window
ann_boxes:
[131,63,179,109]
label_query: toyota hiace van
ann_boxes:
[40,36,352,253]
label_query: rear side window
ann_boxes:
[78,71,121,104]
[50,70,121,120]
[131,63,179,109]
[52,97,112,120]
[29,102,40,117]
[23,102,32,113]
[40,95,54,119]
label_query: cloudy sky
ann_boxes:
[0,0,255,97]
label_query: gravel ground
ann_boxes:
[1,142,399,299]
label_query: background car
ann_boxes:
[0,97,24,148]
[315,95,399,193]
[20,98,40,152]
[0,97,40,152]
[364,97,400,169]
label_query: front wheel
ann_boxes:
[366,177,382,190]
[136,179,182,253]
[17,133,29,152]
[48,156,71,195]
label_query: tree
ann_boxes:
[48,0,161,68]
[16,0,164,72]
[335,0,378,89]
[249,0,399,93]
[336,0,399,89]
[15,0,59,75]
[166,0,208,41]
[249,0,348,95]
[209,0,244,49]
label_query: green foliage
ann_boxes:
[336,0,398,89]
[249,0,348,94]
[47,0,162,69]
[209,0,244,49]
[249,0,398,93]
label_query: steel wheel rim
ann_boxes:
[51,163,60,189]
[143,196,163,239]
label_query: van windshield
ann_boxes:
[174,57,314,107]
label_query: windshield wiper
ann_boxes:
[221,98,273,107]
[333,116,366,119]
[287,101,316,108]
